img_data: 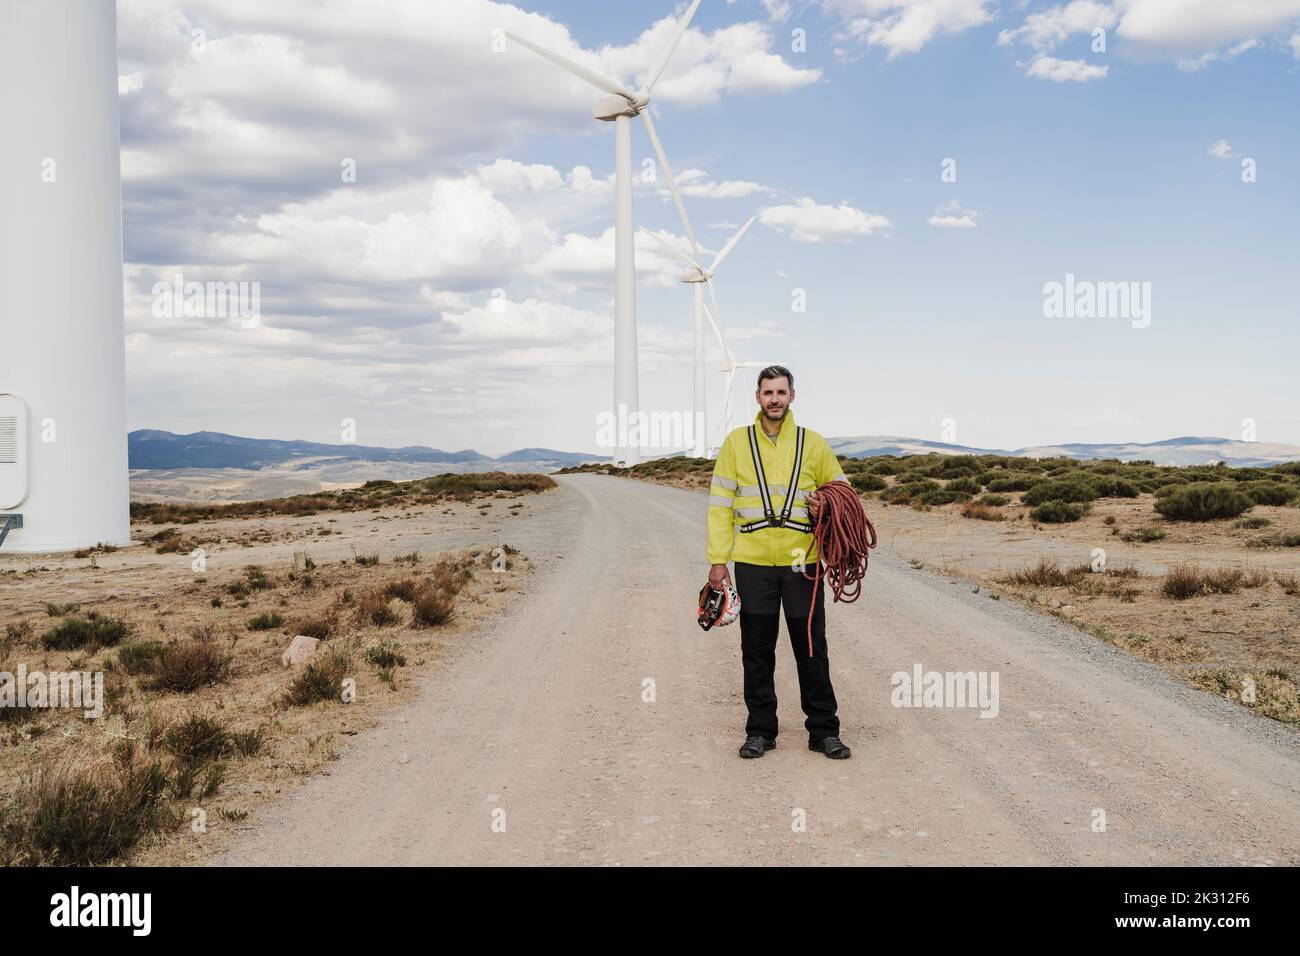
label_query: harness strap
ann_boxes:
[739,425,810,534]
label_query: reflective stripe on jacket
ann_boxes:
[706,408,848,567]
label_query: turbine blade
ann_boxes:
[703,283,730,357]
[639,108,700,257]
[640,0,702,97]
[708,216,755,275]
[646,228,701,270]
[504,31,633,99]
[723,365,735,435]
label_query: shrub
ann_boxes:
[1239,481,1299,506]
[1003,557,1091,588]
[1154,484,1253,521]
[849,473,887,493]
[917,489,970,506]
[1022,479,1098,506]
[945,476,982,495]
[293,610,337,640]
[117,640,167,676]
[383,578,419,602]
[960,502,1003,521]
[246,612,285,631]
[358,589,399,626]
[1120,526,1167,543]
[0,760,170,866]
[281,651,349,707]
[1160,564,1247,599]
[365,640,407,669]
[1246,533,1300,549]
[411,582,455,627]
[1161,563,1203,599]
[985,474,1036,492]
[934,457,981,480]
[977,494,1009,507]
[163,713,230,766]
[1031,500,1089,523]
[152,642,232,693]
[40,613,131,651]
[230,726,267,758]
[243,566,272,590]
[1234,516,1271,530]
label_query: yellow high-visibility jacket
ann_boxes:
[707,408,848,567]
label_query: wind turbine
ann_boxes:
[650,216,755,458]
[505,0,702,467]
[702,299,776,448]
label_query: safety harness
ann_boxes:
[739,424,812,534]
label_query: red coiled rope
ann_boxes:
[802,481,877,657]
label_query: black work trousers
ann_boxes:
[733,561,840,744]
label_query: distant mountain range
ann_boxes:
[826,435,1300,468]
[129,429,1300,473]
[127,430,605,470]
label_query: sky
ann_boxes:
[116,0,1300,456]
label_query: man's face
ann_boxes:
[755,376,793,422]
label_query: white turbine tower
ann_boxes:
[0,0,130,553]
[505,0,702,467]
[651,216,755,458]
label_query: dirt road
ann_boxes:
[212,474,1300,866]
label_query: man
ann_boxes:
[706,365,852,760]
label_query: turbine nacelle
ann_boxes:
[593,93,643,122]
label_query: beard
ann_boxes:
[762,405,787,421]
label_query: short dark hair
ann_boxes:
[757,365,793,389]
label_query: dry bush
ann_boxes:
[0,759,172,866]
[357,589,399,626]
[281,649,350,707]
[1003,556,1091,588]
[960,501,1004,521]
[151,642,233,693]
[411,582,455,627]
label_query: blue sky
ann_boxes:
[116,0,1300,455]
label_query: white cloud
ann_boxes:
[997,1,1117,51]
[1207,139,1234,158]
[1177,38,1260,70]
[475,159,567,195]
[927,199,979,228]
[602,18,822,101]
[439,297,609,345]
[1025,54,1109,81]
[528,227,695,291]
[1115,0,1300,51]
[822,0,995,58]
[759,197,891,242]
[668,168,775,199]
[118,72,145,95]
[1292,30,1300,55]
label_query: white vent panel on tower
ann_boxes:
[0,393,29,509]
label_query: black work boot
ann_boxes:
[808,735,851,759]
[738,735,776,759]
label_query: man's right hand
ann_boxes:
[708,563,731,589]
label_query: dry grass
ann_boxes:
[960,501,1004,521]
[1,536,527,865]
